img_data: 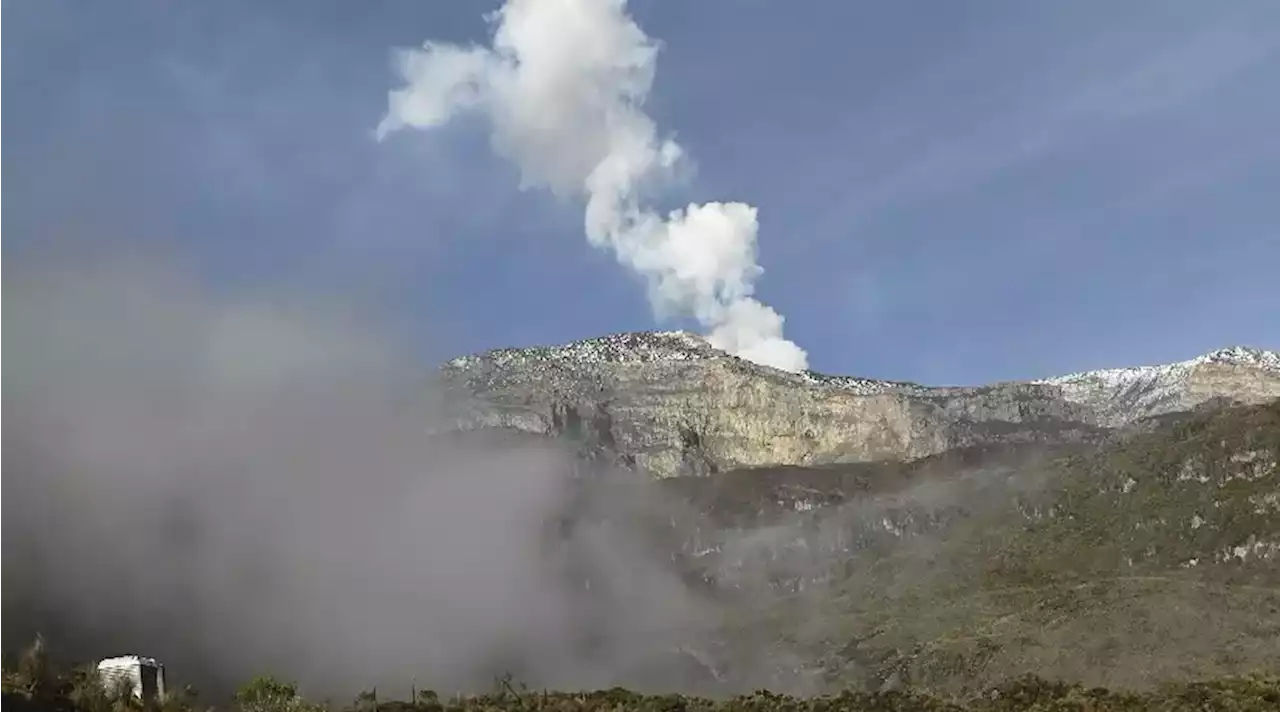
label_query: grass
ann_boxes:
[4,642,1279,712]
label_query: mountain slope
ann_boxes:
[657,400,1280,693]
[438,333,1280,477]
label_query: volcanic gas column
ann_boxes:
[377,0,809,372]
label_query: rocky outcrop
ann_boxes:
[437,332,1280,478]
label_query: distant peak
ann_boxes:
[1193,345,1280,369]
[1035,345,1280,389]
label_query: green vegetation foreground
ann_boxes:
[4,638,1277,712]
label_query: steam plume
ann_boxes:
[376,0,809,372]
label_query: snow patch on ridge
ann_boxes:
[445,331,717,371]
[1033,346,1280,426]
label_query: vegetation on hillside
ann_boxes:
[4,638,1278,712]
[659,401,1280,694]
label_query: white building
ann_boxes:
[96,655,167,702]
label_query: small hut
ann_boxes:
[96,655,167,702]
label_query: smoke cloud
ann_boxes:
[376,0,809,373]
[0,254,731,699]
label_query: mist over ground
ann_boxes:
[3,252,1045,701]
[1,254,734,699]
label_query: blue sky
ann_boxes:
[5,0,1278,385]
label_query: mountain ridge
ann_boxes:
[446,330,1278,390]
[437,332,1280,478]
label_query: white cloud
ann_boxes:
[377,0,807,372]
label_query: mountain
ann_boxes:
[437,332,1280,478]
[430,333,1280,693]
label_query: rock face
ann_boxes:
[438,332,1280,478]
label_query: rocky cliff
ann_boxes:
[438,332,1280,478]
